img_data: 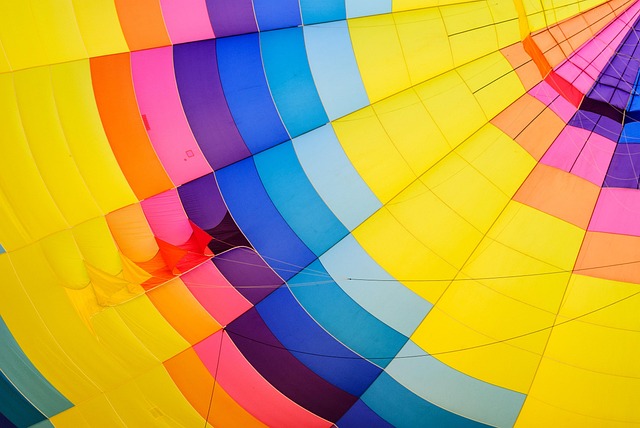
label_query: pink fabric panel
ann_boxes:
[195,332,333,428]
[571,133,617,185]
[548,95,577,123]
[160,0,215,44]
[131,47,212,186]
[182,261,252,326]
[590,188,640,236]
[140,189,193,244]
[541,126,589,172]
[529,81,558,107]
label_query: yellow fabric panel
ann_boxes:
[0,73,68,245]
[0,254,100,402]
[63,394,127,428]
[393,9,453,84]
[115,296,190,362]
[440,2,498,66]
[487,0,521,46]
[386,179,485,270]
[107,204,159,263]
[104,364,212,428]
[455,124,536,197]
[71,0,129,57]
[51,60,136,214]
[0,185,30,250]
[0,40,10,73]
[353,207,458,303]
[456,52,525,119]
[415,71,486,146]
[348,14,411,103]
[13,66,101,227]
[73,217,122,276]
[41,229,90,290]
[413,202,584,391]
[418,152,509,234]
[332,107,416,203]
[374,89,450,175]
[0,0,86,71]
[516,274,640,426]
[50,406,92,428]
[412,276,562,392]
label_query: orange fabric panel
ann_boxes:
[491,93,546,139]
[514,107,566,160]
[164,347,268,428]
[514,164,600,229]
[501,43,543,91]
[523,35,551,77]
[91,53,173,200]
[106,203,159,263]
[576,232,640,284]
[147,278,221,344]
[114,0,171,51]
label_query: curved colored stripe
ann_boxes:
[91,53,173,199]
[337,400,394,428]
[113,0,171,51]
[0,371,47,427]
[216,157,315,280]
[131,47,212,186]
[345,0,390,18]
[260,27,329,138]
[256,285,382,395]
[206,0,257,38]
[159,0,214,44]
[174,40,250,170]
[196,331,333,428]
[253,0,301,31]
[217,33,289,153]
[289,260,408,367]
[299,0,346,24]
[227,307,358,422]
[254,142,348,255]
[293,125,381,231]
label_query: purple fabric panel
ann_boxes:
[173,40,250,170]
[213,247,283,304]
[227,307,359,422]
[604,143,640,188]
[177,173,227,229]
[569,111,622,141]
[569,110,598,132]
[206,0,258,37]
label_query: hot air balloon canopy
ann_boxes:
[1,0,640,427]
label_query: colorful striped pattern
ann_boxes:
[2,0,640,427]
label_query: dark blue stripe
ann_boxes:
[253,0,301,31]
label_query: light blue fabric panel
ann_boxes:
[319,235,431,336]
[299,0,346,24]
[345,0,391,18]
[303,21,369,120]
[293,125,380,230]
[386,341,526,428]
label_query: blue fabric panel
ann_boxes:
[256,285,382,396]
[362,372,491,428]
[299,0,346,24]
[337,400,394,428]
[0,371,47,428]
[345,0,391,18]
[253,0,301,31]
[217,33,289,153]
[303,21,369,120]
[0,318,72,418]
[293,125,380,231]
[386,341,526,427]
[216,157,315,280]
[0,244,4,254]
[260,27,328,138]
[289,260,407,368]
[620,122,640,143]
[254,142,348,255]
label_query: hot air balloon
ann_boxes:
[1,0,640,427]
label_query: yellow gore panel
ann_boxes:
[0,39,10,73]
[348,14,412,103]
[0,0,86,71]
[413,201,584,391]
[71,0,129,57]
[456,52,525,119]
[393,8,453,84]
[13,66,102,227]
[0,74,68,245]
[40,229,91,290]
[72,217,123,276]
[51,60,136,214]
[332,107,416,203]
[518,274,640,426]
